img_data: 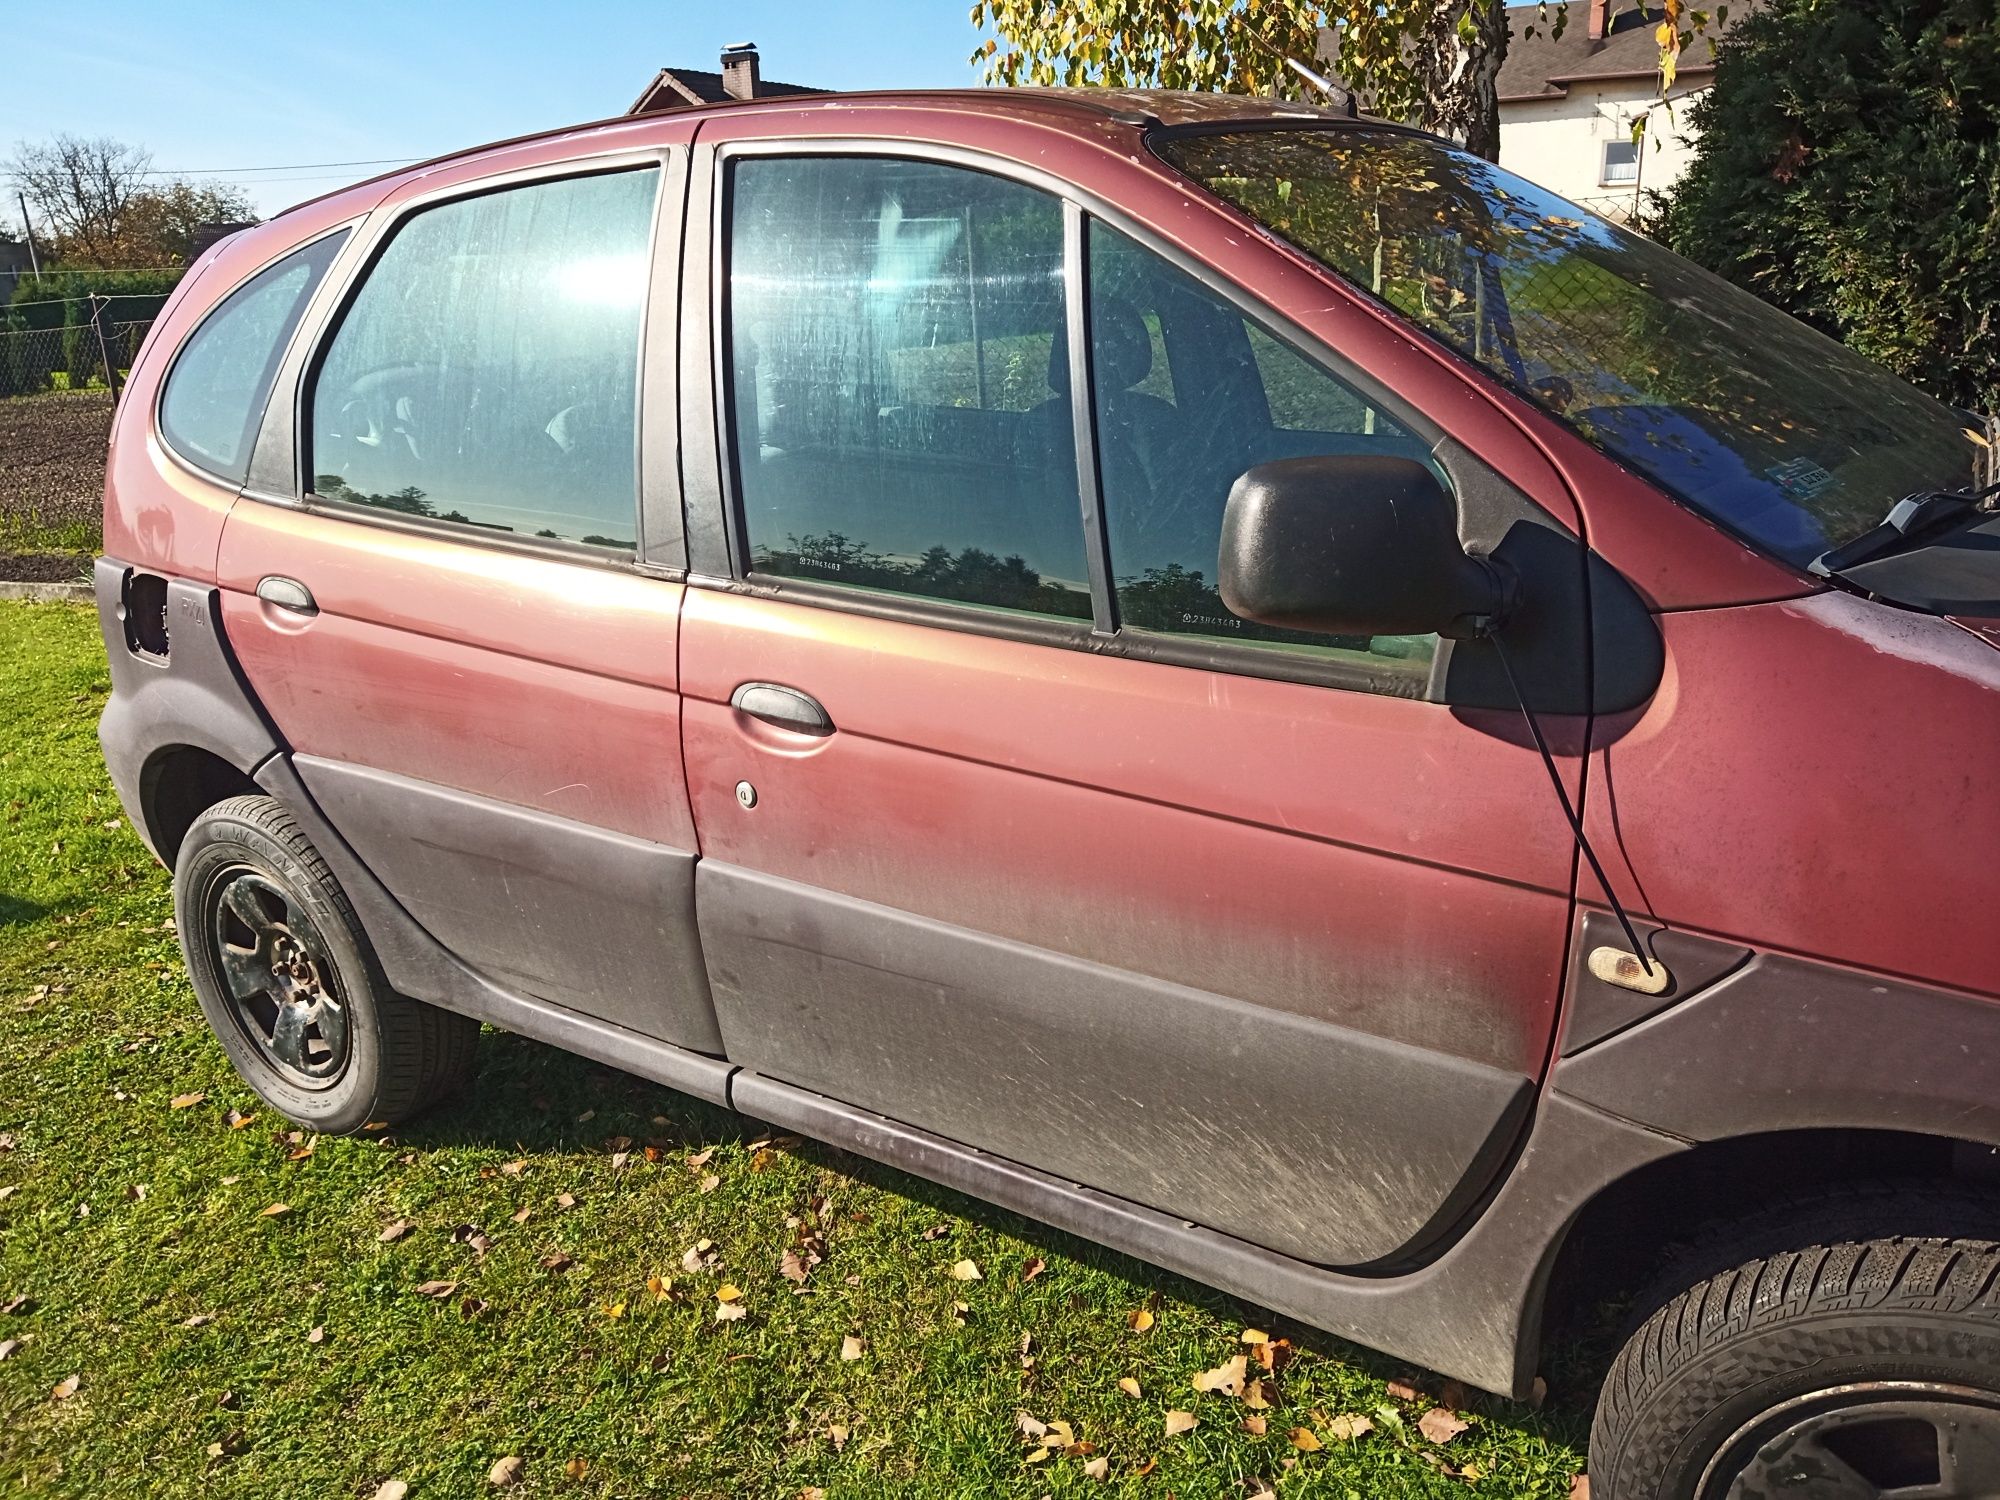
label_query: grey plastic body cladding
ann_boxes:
[291,754,720,1052]
[695,861,1535,1268]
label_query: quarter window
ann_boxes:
[159,231,348,485]
[308,168,658,549]
[727,156,1090,621]
[1087,220,1436,680]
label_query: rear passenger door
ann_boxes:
[676,140,1584,1270]
[216,148,723,1054]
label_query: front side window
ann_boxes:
[1087,220,1436,682]
[309,168,657,549]
[1158,127,1978,570]
[727,156,1090,621]
[159,230,348,484]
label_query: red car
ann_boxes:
[96,88,2000,1498]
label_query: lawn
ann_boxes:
[0,599,1590,1498]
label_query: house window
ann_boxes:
[1601,138,1641,186]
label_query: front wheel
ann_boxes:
[1590,1188,2000,1499]
[173,794,478,1134]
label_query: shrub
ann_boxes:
[1657,0,2000,412]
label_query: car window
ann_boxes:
[1087,220,1436,681]
[308,168,657,550]
[159,231,348,485]
[727,156,1091,621]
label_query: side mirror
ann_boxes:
[1217,455,1510,640]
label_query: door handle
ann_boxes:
[255,575,318,616]
[730,682,834,737]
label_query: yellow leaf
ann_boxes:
[170,1093,204,1110]
[1242,1414,1268,1435]
[840,1334,865,1361]
[1326,1413,1374,1441]
[1291,1427,1323,1451]
[647,1275,670,1300]
[51,1374,79,1400]
[1127,1307,1155,1331]
[1117,1377,1142,1399]
[1240,1327,1269,1344]
[1164,1409,1198,1436]
[1244,1378,1270,1410]
[603,1301,625,1320]
[565,1458,589,1479]
[949,1259,982,1282]
[259,1202,290,1218]
[715,1283,743,1303]
[1192,1355,1248,1398]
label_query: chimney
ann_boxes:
[1586,0,1610,39]
[721,42,761,100]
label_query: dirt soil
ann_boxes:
[0,390,113,569]
[0,551,92,583]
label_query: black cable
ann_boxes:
[1489,633,1655,974]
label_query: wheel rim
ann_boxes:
[1701,1382,2000,1499]
[201,866,350,1089]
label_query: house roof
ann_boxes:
[628,66,825,115]
[1497,2,1741,102]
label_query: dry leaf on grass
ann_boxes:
[1021,1256,1045,1282]
[1386,1378,1423,1402]
[1290,1426,1323,1452]
[0,1339,18,1361]
[603,1302,625,1321]
[1083,1454,1109,1480]
[306,1326,324,1344]
[0,1296,30,1316]
[1127,1307,1155,1332]
[259,1203,290,1219]
[1418,1407,1470,1445]
[181,1312,216,1328]
[509,1205,532,1224]
[170,1093,204,1110]
[1325,1413,1374,1441]
[1192,1355,1248,1398]
[1117,1376,1141,1399]
[716,1283,743,1303]
[780,1250,811,1285]
[1243,1378,1271,1410]
[1240,1327,1269,1345]
[540,1253,574,1273]
[555,1193,577,1210]
[51,1374,78,1400]
[840,1335,865,1361]
[949,1259,982,1282]
[488,1454,524,1486]
[681,1239,717,1273]
[226,1109,256,1130]
[565,1458,590,1478]
[377,1219,414,1243]
[498,1160,527,1177]
[714,1300,748,1323]
[371,1482,409,1500]
[415,1280,459,1299]
[1242,1413,1269,1435]
[1164,1410,1198,1436]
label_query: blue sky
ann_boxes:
[4,1,989,221]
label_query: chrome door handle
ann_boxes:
[255,575,317,615]
[730,682,833,737]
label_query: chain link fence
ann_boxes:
[0,313,155,401]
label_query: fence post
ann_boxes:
[88,294,124,405]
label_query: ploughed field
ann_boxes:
[0,392,109,574]
[0,600,1591,1498]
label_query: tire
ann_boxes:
[1590,1184,2000,1499]
[172,794,478,1133]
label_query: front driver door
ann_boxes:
[678,141,1582,1267]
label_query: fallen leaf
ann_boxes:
[1164,1409,1198,1436]
[1254,1336,1294,1372]
[1418,1408,1470,1445]
[687,1148,715,1169]
[1083,1455,1109,1481]
[1438,1378,1467,1411]
[510,1205,532,1224]
[555,1193,577,1210]
[921,1224,950,1241]
[0,1339,18,1360]
[460,1297,490,1319]
[259,1202,291,1218]
[680,1239,716,1273]
[714,1300,748,1323]
[750,1147,776,1171]
[125,1183,148,1201]
[170,1093,204,1110]
[415,1280,459,1299]
[51,1374,78,1400]
[799,1488,827,1500]
[227,1110,257,1130]
[1023,1447,1049,1466]
[1290,1426,1323,1452]
[1193,1355,1248,1398]
[1127,1307,1154,1332]
[1021,1256,1045,1282]
[181,1312,216,1328]
[1134,1458,1158,1476]
[306,1325,325,1344]
[609,1151,630,1170]
[1017,1411,1048,1440]
[1325,1413,1374,1441]
[2,1296,33,1315]
[647,1275,671,1300]
[1117,1377,1142,1399]
[780,1250,810,1285]
[840,1335,865,1362]
[1241,1327,1270,1345]
[499,1159,527,1176]
[949,1259,982,1282]
[378,1219,415,1243]
[715,1283,743,1303]
[950,1300,969,1324]
[372,1482,409,1500]
[1242,1414,1269,1435]
[699,1174,720,1193]
[575,1109,595,1124]
[488,1454,524,1487]
[541,1253,574,1273]
[828,1422,850,1452]
[0,1186,15,1201]
[603,1301,626,1321]
[565,1457,589,1479]
[1244,1378,1271,1410]
[1386,1378,1423,1402]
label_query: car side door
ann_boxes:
[676,127,1590,1269]
[215,141,722,1053]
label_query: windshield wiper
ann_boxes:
[1809,481,2000,578]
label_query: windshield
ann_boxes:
[1156,126,1981,569]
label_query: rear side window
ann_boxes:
[158,231,348,485]
[726,156,1090,621]
[308,168,658,550]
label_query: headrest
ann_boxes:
[1047,296,1154,397]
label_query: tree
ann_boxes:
[971,1,1702,165]
[1656,0,2000,412]
[7,135,255,267]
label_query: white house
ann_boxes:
[1495,0,1744,222]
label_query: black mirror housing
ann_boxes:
[1217,455,1509,640]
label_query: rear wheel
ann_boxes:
[1590,1187,2000,1499]
[173,794,477,1133]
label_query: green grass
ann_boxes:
[0,600,1590,1498]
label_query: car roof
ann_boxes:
[276,87,1418,219]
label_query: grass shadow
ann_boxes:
[0,892,49,928]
